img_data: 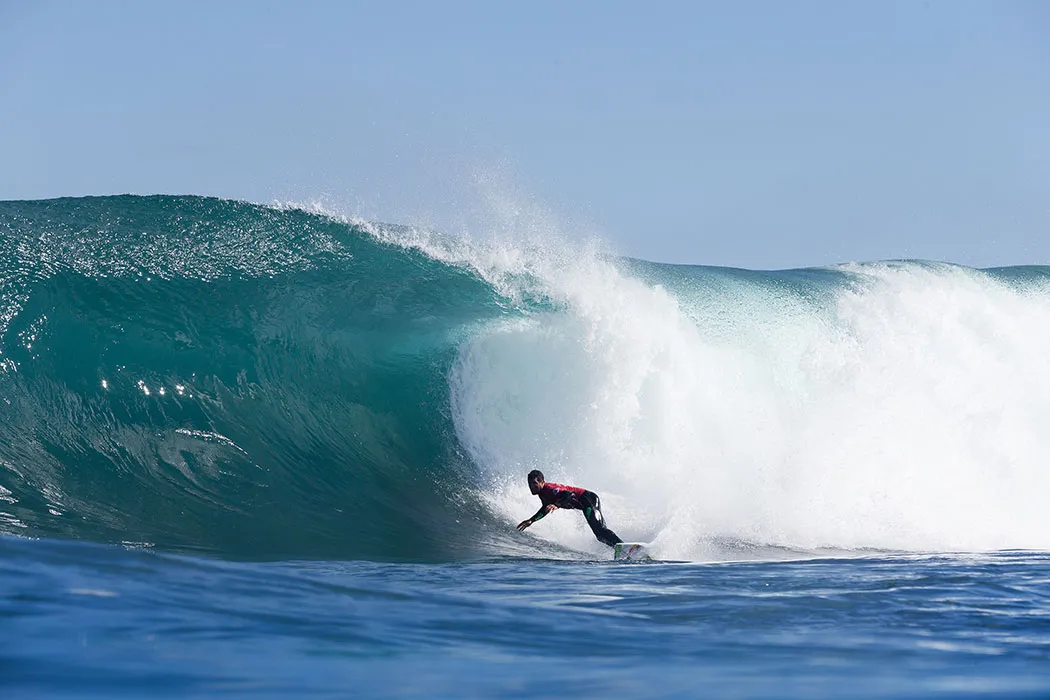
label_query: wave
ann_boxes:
[1,195,1049,561]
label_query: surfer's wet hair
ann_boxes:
[527,470,544,483]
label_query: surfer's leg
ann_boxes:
[581,492,622,547]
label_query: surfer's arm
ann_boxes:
[516,503,557,531]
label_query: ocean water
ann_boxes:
[1,195,1049,697]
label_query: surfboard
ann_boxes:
[613,542,652,562]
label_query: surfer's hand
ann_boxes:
[516,519,531,531]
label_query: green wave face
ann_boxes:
[0,196,507,561]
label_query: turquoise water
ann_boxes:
[2,196,1049,697]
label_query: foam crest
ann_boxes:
[450,254,1050,559]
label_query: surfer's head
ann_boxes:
[527,469,544,494]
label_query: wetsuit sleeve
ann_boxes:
[529,504,553,522]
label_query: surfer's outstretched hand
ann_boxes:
[517,504,557,531]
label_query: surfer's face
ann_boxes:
[528,477,543,495]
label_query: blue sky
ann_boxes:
[2,1,1048,268]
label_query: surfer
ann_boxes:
[516,470,623,547]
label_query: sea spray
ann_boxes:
[451,258,1050,558]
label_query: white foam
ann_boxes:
[289,197,1050,560]
[451,252,1050,559]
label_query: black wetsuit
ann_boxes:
[537,482,623,547]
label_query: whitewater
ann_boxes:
[2,195,1049,698]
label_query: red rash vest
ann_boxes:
[538,482,587,510]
